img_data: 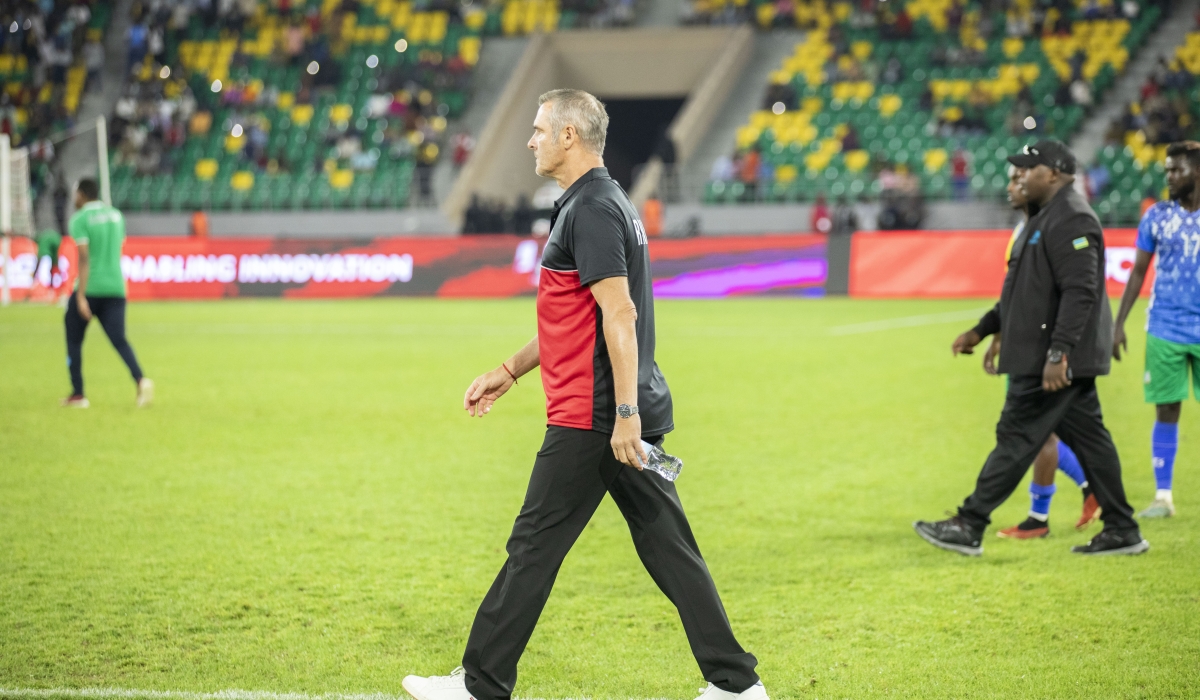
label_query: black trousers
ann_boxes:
[958,375,1137,533]
[462,426,759,700]
[65,295,144,396]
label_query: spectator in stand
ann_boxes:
[811,193,832,233]
[452,131,475,168]
[83,39,104,93]
[951,147,971,200]
[127,22,148,72]
[738,147,761,193]
[831,195,859,236]
[842,125,860,152]
[710,154,735,183]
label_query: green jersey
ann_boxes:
[35,229,62,260]
[69,200,126,297]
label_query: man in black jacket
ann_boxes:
[914,140,1147,557]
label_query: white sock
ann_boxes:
[1027,511,1049,522]
[1156,489,1173,504]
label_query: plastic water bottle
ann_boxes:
[639,441,684,482]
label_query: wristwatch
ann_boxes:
[1047,349,1066,364]
[616,404,639,419]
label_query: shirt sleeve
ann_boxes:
[69,213,88,244]
[1135,206,1157,253]
[1047,213,1103,354]
[571,204,629,286]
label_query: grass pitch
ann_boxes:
[2,298,1197,700]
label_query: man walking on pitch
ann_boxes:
[402,90,765,700]
[1113,140,1200,518]
[915,140,1145,556]
[982,164,1100,539]
[62,178,153,408]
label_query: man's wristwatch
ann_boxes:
[616,404,639,419]
[1047,349,1066,364]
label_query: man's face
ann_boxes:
[1007,167,1027,209]
[1020,164,1055,203]
[527,103,565,178]
[73,188,85,209]
[1165,155,1195,201]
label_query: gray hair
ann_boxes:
[538,89,608,155]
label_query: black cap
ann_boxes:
[1007,139,1077,174]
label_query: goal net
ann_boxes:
[1,134,42,304]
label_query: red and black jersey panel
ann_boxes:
[536,268,597,430]
[536,167,674,437]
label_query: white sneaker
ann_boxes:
[693,681,769,700]
[402,667,474,700]
[136,378,154,407]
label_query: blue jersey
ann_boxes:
[1137,200,1200,344]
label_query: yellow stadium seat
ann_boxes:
[231,171,255,191]
[291,104,314,126]
[195,159,219,181]
[844,150,870,173]
[330,170,354,189]
[924,148,948,173]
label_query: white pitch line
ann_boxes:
[828,307,989,336]
[0,689,400,700]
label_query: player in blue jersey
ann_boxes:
[1113,141,1200,518]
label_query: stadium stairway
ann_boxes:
[677,30,804,204]
[431,36,531,204]
[1072,0,1200,168]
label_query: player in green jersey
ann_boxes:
[62,178,153,408]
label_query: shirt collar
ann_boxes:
[553,167,609,212]
[80,200,105,210]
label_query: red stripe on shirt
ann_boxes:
[537,268,596,430]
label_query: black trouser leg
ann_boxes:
[463,427,757,700]
[462,428,611,700]
[92,297,144,383]
[1052,383,1138,532]
[957,376,1069,530]
[958,376,1138,534]
[607,442,759,693]
[64,294,89,395]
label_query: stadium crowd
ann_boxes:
[1,0,111,204]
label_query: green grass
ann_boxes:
[2,298,1198,700]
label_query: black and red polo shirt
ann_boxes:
[537,167,673,437]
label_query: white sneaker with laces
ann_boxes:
[693,681,769,700]
[402,667,474,700]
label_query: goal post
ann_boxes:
[1,133,38,306]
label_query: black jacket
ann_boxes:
[972,184,1113,377]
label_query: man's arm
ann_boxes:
[1112,249,1153,361]
[590,276,646,469]
[74,242,92,321]
[463,335,538,417]
[951,302,1000,356]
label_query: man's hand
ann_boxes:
[1043,355,1071,392]
[76,293,92,322]
[1113,324,1128,361]
[611,413,647,469]
[952,329,982,356]
[983,336,1001,375]
[463,368,514,417]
